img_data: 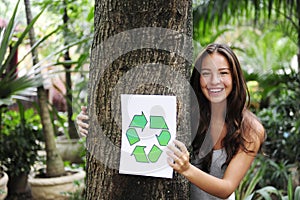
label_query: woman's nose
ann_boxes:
[210,73,221,85]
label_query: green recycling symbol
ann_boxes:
[126,112,171,163]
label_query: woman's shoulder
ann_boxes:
[242,109,266,148]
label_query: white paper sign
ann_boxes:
[119,94,176,178]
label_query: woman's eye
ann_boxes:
[220,71,230,76]
[201,72,211,76]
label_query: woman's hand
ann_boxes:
[76,106,89,137]
[167,139,191,174]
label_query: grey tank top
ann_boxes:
[190,149,235,200]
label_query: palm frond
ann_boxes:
[2,6,46,75]
[193,0,299,37]
[0,0,19,73]
[0,0,44,106]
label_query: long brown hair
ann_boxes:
[190,43,251,172]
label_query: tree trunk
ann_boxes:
[86,0,192,199]
[24,0,65,177]
[62,0,78,139]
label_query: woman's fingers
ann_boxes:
[76,106,89,137]
[78,126,88,137]
[173,139,188,154]
[77,117,89,129]
[167,139,190,173]
[167,139,188,158]
[166,150,177,161]
[81,106,87,113]
[77,112,89,121]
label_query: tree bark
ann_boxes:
[24,0,65,177]
[86,0,192,199]
[62,0,78,139]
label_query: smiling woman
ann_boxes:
[167,43,265,199]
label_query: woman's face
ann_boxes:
[200,52,233,103]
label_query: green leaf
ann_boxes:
[16,26,60,65]
[294,187,300,200]
[287,175,293,200]
[2,6,46,72]
[0,0,46,106]
[0,0,20,74]
[248,163,265,196]
[253,186,282,200]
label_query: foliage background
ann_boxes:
[0,0,299,198]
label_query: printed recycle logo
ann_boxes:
[126,112,171,163]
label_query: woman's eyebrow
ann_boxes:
[200,67,211,70]
[219,67,230,70]
[201,67,230,71]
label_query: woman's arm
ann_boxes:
[167,122,264,199]
[180,146,257,198]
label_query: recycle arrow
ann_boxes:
[132,146,149,163]
[129,112,148,130]
[126,128,140,145]
[148,145,163,163]
[150,116,168,129]
[156,130,171,146]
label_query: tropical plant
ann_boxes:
[0,0,42,107]
[235,153,300,200]
[23,0,66,178]
[32,0,93,140]
[0,102,43,178]
[0,0,58,173]
[193,0,300,72]
[235,155,267,200]
[267,160,296,190]
[257,69,300,164]
[233,27,297,75]
[245,175,300,200]
[23,0,91,177]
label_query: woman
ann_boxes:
[167,43,265,199]
[76,43,265,200]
